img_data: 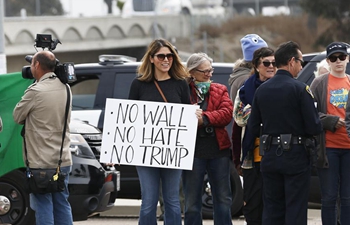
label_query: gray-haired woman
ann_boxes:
[183,52,233,225]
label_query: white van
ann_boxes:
[121,0,224,18]
[191,0,223,7]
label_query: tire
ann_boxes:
[201,161,243,219]
[0,170,35,225]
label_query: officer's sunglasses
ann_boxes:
[328,54,347,63]
[262,61,276,67]
[154,53,174,61]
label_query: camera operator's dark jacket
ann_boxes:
[189,82,233,150]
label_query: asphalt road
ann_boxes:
[73,199,324,225]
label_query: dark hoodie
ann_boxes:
[228,59,252,167]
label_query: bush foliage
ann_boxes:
[177,14,335,63]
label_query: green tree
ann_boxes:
[300,0,350,46]
[117,0,125,11]
[5,0,64,17]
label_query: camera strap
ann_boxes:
[200,95,209,111]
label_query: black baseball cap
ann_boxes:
[326,42,349,58]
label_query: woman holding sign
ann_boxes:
[183,53,233,225]
[128,38,191,225]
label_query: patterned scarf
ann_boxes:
[194,81,212,102]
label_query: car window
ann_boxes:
[297,61,318,85]
[213,73,230,91]
[71,79,99,110]
[113,72,137,99]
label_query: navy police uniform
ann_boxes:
[248,69,322,225]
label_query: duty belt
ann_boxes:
[270,136,305,145]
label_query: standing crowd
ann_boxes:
[12,34,350,225]
[129,37,350,225]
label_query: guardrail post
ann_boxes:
[0,0,6,74]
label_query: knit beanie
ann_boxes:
[240,34,268,61]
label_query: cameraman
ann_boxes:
[13,51,73,225]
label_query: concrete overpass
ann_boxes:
[3,15,191,72]
[3,0,300,72]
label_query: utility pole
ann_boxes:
[0,0,7,74]
[35,0,41,16]
[255,0,260,16]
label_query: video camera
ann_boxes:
[21,34,76,84]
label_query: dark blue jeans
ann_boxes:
[136,166,182,225]
[261,145,310,225]
[182,157,232,225]
[242,163,263,225]
[317,148,350,225]
[30,166,73,225]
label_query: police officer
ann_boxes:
[247,41,323,225]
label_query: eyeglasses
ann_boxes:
[154,53,174,61]
[262,61,276,67]
[195,68,214,75]
[328,54,347,63]
[295,58,304,64]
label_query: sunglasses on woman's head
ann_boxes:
[328,54,347,63]
[262,61,276,67]
[154,53,174,61]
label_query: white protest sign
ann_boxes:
[100,98,199,170]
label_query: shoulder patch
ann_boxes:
[306,85,314,98]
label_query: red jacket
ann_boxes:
[190,82,233,150]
